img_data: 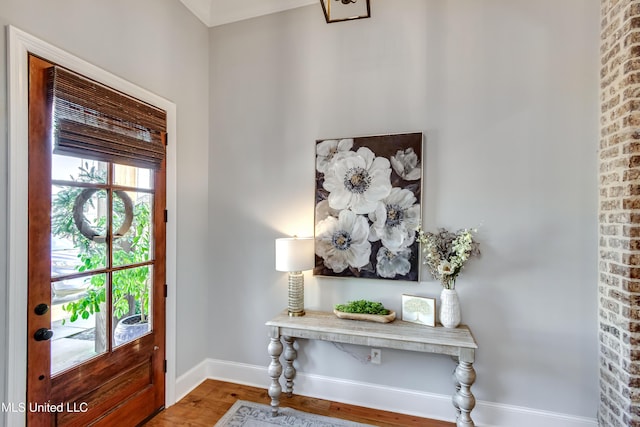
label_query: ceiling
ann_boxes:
[179,0,317,27]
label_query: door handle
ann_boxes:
[34,328,53,341]
[34,303,49,316]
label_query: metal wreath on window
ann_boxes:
[72,188,134,242]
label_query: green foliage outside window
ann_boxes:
[52,163,151,324]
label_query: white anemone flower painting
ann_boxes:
[322,146,392,215]
[315,210,372,274]
[376,246,412,279]
[390,147,421,181]
[314,132,423,281]
[316,138,354,174]
[368,187,421,252]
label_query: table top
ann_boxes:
[266,310,477,354]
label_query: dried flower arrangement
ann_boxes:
[416,227,481,289]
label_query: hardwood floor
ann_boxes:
[144,379,454,427]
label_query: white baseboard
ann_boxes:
[174,359,209,401]
[175,358,597,427]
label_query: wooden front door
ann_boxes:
[27,55,166,426]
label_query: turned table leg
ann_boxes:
[268,336,283,416]
[283,336,297,397]
[453,359,476,427]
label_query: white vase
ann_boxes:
[440,288,461,328]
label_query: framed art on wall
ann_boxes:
[314,132,423,282]
[402,294,436,327]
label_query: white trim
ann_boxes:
[178,0,212,27]
[208,0,316,27]
[174,359,210,402]
[179,0,316,28]
[176,358,598,427]
[5,25,178,426]
[6,24,30,427]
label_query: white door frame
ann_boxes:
[5,25,178,426]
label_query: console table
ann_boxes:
[265,310,478,427]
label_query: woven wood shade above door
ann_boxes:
[48,66,167,169]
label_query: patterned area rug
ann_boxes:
[214,400,375,427]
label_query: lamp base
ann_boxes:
[287,271,305,317]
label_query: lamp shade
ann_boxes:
[275,237,315,272]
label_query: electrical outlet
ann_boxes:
[370,348,381,364]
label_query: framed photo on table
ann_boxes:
[402,294,436,327]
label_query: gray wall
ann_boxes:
[0,1,210,423]
[208,0,600,418]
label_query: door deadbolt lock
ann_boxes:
[34,328,53,341]
[34,303,49,316]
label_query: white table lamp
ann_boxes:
[275,237,314,316]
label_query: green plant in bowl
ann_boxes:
[334,300,390,315]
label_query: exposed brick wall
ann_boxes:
[600,0,640,425]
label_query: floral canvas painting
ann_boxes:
[314,133,422,281]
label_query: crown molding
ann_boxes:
[180,0,316,27]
